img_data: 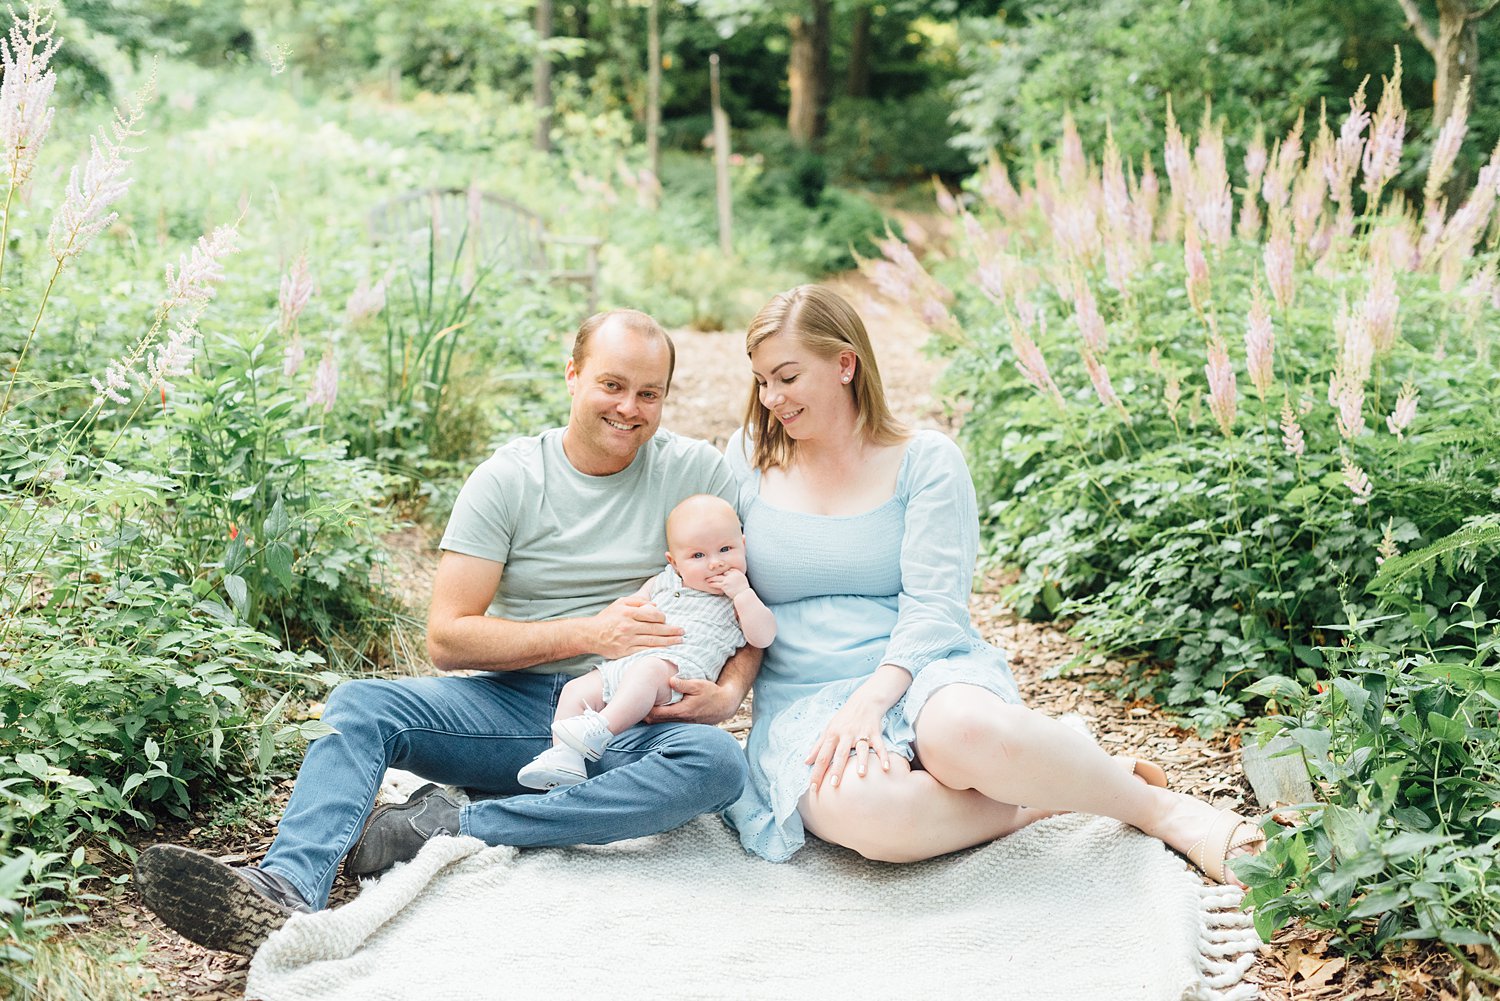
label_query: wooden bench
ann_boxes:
[367,187,600,311]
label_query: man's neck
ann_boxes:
[560,427,637,477]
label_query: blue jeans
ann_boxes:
[260,672,748,909]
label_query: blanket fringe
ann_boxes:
[1184,884,1261,1001]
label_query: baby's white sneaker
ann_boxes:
[517,744,588,790]
[551,709,614,762]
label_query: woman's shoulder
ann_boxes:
[723,427,757,479]
[902,429,967,474]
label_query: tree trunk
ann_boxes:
[1395,0,1496,124]
[533,0,554,153]
[1432,0,1480,124]
[847,4,871,99]
[647,0,661,183]
[787,0,831,147]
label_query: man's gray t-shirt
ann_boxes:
[439,427,739,677]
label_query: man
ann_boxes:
[135,309,758,956]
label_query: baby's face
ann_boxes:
[666,506,748,593]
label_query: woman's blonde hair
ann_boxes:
[742,284,908,470]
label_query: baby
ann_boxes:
[518,493,776,790]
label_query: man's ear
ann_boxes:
[564,357,578,393]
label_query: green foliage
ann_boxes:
[1238,585,1500,953]
[921,81,1500,725]
[120,327,397,644]
[949,0,1341,168]
[824,93,971,183]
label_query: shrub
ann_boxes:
[882,68,1500,727]
[869,47,1500,956]
[1239,568,1499,954]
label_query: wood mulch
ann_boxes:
[55,272,1489,1000]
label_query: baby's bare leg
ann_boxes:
[555,672,606,729]
[598,658,679,734]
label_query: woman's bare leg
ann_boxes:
[912,685,1253,870]
[798,756,1056,863]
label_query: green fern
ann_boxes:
[1371,515,1500,595]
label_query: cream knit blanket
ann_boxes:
[245,812,1259,1001]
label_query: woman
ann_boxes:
[722,284,1262,882]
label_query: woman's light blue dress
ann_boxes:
[722,428,1023,862]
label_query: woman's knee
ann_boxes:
[916,688,1028,766]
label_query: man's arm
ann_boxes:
[426,551,682,672]
[646,643,761,725]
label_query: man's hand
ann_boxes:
[590,595,684,659]
[646,675,745,725]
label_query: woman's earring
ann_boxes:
[842,374,851,383]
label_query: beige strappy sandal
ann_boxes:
[1185,808,1266,885]
[1120,757,1168,788]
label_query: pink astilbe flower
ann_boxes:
[1461,261,1496,326]
[979,151,1022,218]
[1262,114,1304,216]
[1279,402,1305,457]
[1191,109,1233,248]
[1058,111,1088,193]
[1437,245,1466,294]
[932,175,958,216]
[1081,344,1126,418]
[1164,373,1182,422]
[1376,518,1399,565]
[1102,130,1131,229]
[1264,219,1295,311]
[0,1,60,196]
[1072,277,1108,353]
[278,252,312,335]
[47,77,153,264]
[1133,155,1159,246]
[91,357,131,406]
[1052,198,1101,265]
[1386,381,1419,438]
[306,347,338,413]
[1424,76,1470,205]
[1013,292,1038,332]
[1389,211,1421,273]
[1334,295,1374,389]
[1436,142,1500,260]
[1244,281,1275,399]
[345,274,388,326]
[1203,333,1237,436]
[1363,244,1400,352]
[1361,52,1406,201]
[1184,222,1210,313]
[976,258,1007,305]
[1010,312,1063,408]
[90,221,236,409]
[163,224,239,317]
[1328,78,1369,204]
[1332,374,1366,439]
[282,335,304,378]
[1163,101,1192,204]
[961,210,987,249]
[917,295,957,334]
[1290,160,1328,251]
[1240,130,1268,241]
[1341,451,1374,504]
[141,324,197,395]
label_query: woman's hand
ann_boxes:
[805,664,912,790]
